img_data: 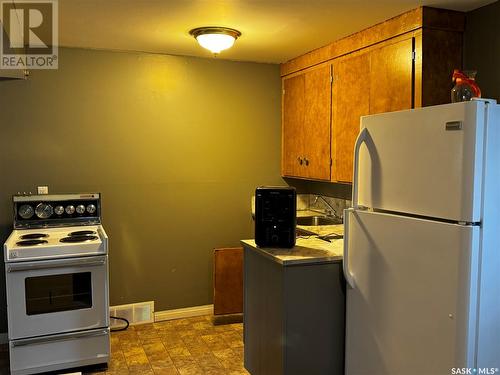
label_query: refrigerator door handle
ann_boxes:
[344,128,367,289]
[343,208,356,289]
[352,127,369,209]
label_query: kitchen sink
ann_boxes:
[296,216,342,226]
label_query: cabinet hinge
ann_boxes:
[411,51,416,61]
[330,158,333,166]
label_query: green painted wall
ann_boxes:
[0,47,283,331]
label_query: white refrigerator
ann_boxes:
[343,99,500,375]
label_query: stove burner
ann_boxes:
[60,235,98,243]
[16,239,48,246]
[69,230,97,236]
[20,233,49,240]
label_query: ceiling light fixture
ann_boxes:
[189,27,241,55]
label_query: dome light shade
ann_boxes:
[196,33,235,53]
[189,27,241,54]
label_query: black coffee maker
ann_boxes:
[255,186,296,248]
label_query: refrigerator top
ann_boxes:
[356,100,499,223]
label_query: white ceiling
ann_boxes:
[59,0,494,64]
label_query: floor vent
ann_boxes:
[110,301,154,328]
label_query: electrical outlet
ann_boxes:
[37,186,49,195]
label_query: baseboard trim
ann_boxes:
[0,333,8,344]
[154,304,214,322]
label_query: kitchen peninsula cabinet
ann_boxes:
[282,65,331,181]
[242,242,345,375]
[281,6,465,183]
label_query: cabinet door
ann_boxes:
[213,247,243,315]
[418,29,463,107]
[303,65,332,180]
[243,247,284,375]
[331,52,370,183]
[282,66,331,180]
[243,248,262,374]
[369,38,414,115]
[282,74,305,177]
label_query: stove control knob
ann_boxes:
[76,204,86,214]
[18,204,34,219]
[54,205,64,215]
[86,204,96,214]
[35,203,53,219]
[65,205,75,215]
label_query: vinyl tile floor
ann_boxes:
[0,315,249,375]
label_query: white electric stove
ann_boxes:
[3,193,110,375]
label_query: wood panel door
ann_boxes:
[420,29,463,107]
[282,73,305,177]
[302,65,332,180]
[282,66,331,180]
[331,52,370,183]
[213,247,243,315]
[369,38,414,115]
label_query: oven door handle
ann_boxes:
[6,256,106,272]
[11,328,109,347]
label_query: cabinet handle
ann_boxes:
[304,158,309,166]
[7,256,106,272]
[298,157,303,165]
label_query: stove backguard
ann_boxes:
[13,193,101,229]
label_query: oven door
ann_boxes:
[5,255,109,340]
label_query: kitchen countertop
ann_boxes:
[241,234,343,266]
[297,223,344,237]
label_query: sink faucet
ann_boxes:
[313,195,342,220]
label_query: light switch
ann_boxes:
[37,186,49,195]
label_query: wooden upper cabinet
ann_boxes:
[281,6,464,183]
[369,37,414,115]
[282,74,305,178]
[303,65,331,180]
[282,65,331,181]
[415,29,464,107]
[331,52,370,183]
[330,38,414,183]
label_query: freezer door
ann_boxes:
[344,209,480,375]
[357,101,486,222]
